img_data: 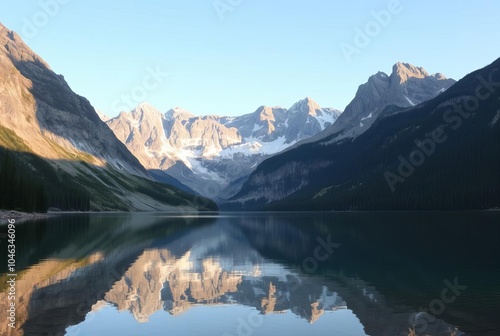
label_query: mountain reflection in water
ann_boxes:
[0,212,499,336]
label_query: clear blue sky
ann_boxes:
[1,1,500,117]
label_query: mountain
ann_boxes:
[106,98,341,199]
[96,110,111,122]
[0,23,217,212]
[224,60,500,210]
[296,62,456,147]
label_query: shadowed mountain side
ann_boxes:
[0,24,217,211]
[225,58,500,210]
[149,169,199,195]
[0,146,217,211]
[0,25,146,177]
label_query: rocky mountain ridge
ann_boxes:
[107,97,341,199]
[224,62,458,207]
[225,59,500,210]
[297,62,456,148]
[0,23,216,211]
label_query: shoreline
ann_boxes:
[0,210,51,219]
[1,208,498,224]
[0,210,54,224]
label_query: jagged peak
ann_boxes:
[301,96,319,106]
[255,105,275,114]
[253,105,276,123]
[433,72,448,80]
[392,62,430,83]
[0,22,13,39]
[376,71,389,78]
[365,71,390,85]
[165,106,194,120]
[289,97,322,116]
[0,22,51,70]
[133,102,161,113]
[130,102,163,121]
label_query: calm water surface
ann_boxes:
[0,212,499,336]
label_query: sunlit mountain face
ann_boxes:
[0,23,216,212]
[106,98,342,200]
[1,212,499,336]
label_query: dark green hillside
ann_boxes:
[229,58,500,211]
[0,126,217,213]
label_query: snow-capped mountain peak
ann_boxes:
[107,98,341,199]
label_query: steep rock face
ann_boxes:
[225,106,287,141]
[0,24,145,175]
[107,98,341,199]
[224,98,340,144]
[226,63,459,207]
[226,59,500,210]
[285,97,339,141]
[301,62,456,146]
[106,103,174,170]
[163,108,243,158]
[0,23,216,211]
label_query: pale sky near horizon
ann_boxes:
[1,1,500,117]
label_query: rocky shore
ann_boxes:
[0,210,51,224]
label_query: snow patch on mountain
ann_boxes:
[220,136,294,158]
[491,110,500,127]
[315,113,337,129]
[361,113,373,121]
[107,97,341,199]
[404,95,416,106]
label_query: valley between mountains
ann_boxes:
[0,22,498,212]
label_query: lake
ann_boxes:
[1,212,499,336]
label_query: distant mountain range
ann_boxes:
[0,23,216,212]
[1,20,498,212]
[224,59,500,210]
[106,61,463,206]
[106,97,341,200]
